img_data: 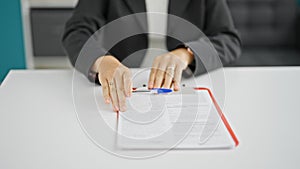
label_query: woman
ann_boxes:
[62,0,241,112]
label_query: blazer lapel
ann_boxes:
[123,0,147,31]
[169,0,191,15]
[168,0,191,32]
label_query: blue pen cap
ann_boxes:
[152,88,173,94]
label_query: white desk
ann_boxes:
[1,67,300,169]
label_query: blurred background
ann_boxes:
[0,0,299,82]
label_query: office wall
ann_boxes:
[0,0,26,82]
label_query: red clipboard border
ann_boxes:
[194,87,239,147]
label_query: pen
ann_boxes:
[132,88,172,94]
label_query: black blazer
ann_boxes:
[62,0,241,78]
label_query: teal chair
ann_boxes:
[0,0,26,83]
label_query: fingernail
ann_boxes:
[148,83,153,89]
[105,99,110,104]
[174,85,179,91]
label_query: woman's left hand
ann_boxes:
[148,48,194,91]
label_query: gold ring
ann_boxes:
[167,67,175,70]
[166,68,175,78]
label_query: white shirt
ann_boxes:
[141,0,169,68]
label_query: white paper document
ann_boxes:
[117,88,238,150]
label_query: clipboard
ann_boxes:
[116,87,239,149]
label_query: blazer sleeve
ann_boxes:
[62,0,108,77]
[184,0,242,76]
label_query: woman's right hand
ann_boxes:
[92,55,132,112]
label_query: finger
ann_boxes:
[162,65,175,89]
[123,69,132,97]
[99,75,110,104]
[173,67,183,91]
[108,79,119,112]
[148,60,159,89]
[115,73,127,112]
[153,62,167,88]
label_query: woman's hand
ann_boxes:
[148,48,194,91]
[92,55,132,112]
